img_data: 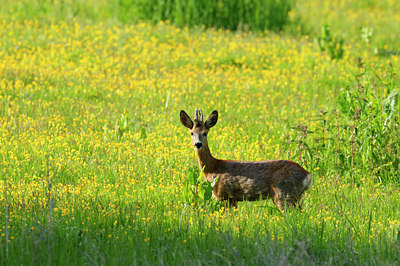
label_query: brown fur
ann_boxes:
[180,109,312,210]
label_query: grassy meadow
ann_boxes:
[1,0,400,264]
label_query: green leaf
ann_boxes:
[339,154,345,165]
[187,166,198,186]
[211,176,219,187]
[338,89,351,114]
[203,186,212,201]
[384,89,398,116]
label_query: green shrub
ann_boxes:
[335,65,399,182]
[122,0,295,31]
[3,0,294,32]
[316,25,344,59]
[181,166,221,210]
[291,63,400,183]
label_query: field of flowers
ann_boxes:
[1,0,400,264]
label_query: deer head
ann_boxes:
[180,109,218,150]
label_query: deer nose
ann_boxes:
[194,142,203,149]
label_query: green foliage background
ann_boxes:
[2,0,295,31]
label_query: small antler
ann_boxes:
[194,109,204,124]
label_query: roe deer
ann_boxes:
[180,109,312,209]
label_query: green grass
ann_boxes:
[1,0,400,264]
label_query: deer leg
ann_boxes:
[292,197,303,210]
[273,193,301,210]
[273,198,284,211]
[228,198,238,208]
[282,194,304,210]
[271,187,285,211]
[274,197,299,210]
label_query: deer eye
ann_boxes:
[203,132,207,137]
[190,132,194,136]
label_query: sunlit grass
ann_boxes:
[1,1,400,264]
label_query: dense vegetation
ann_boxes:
[2,0,295,31]
[1,0,399,264]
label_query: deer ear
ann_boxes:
[205,110,218,129]
[180,110,194,129]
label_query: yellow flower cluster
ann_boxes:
[0,10,399,248]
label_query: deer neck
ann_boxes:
[195,144,217,174]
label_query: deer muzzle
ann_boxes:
[194,142,203,150]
